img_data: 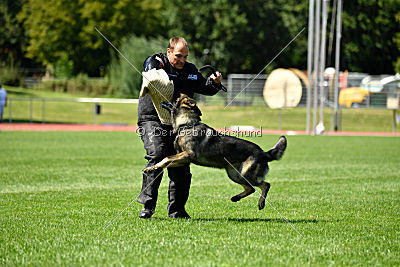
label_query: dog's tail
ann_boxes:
[264,136,287,162]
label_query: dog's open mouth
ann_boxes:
[160,94,196,113]
[180,97,196,109]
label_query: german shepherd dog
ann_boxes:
[143,94,287,210]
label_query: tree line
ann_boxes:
[1,0,399,79]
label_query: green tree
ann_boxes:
[18,0,165,76]
[394,9,400,73]
[341,0,400,74]
[0,0,34,67]
[11,0,400,83]
[164,0,308,74]
[164,0,400,75]
[234,0,308,72]
[164,0,248,74]
[108,35,167,97]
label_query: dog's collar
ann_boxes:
[176,122,201,135]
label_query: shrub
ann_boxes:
[34,74,114,96]
[0,65,23,86]
[107,35,167,98]
[55,53,74,78]
[395,57,400,74]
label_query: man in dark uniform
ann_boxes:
[137,37,223,218]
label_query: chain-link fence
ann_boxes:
[198,74,269,106]
[197,73,400,110]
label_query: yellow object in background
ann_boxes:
[339,87,371,107]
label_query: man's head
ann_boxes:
[167,37,188,70]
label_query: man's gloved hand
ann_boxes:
[210,71,223,84]
[206,76,224,91]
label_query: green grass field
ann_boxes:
[1,131,399,265]
[3,86,397,132]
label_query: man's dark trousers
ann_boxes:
[137,120,191,216]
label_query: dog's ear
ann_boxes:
[176,94,188,107]
[179,96,202,116]
[179,93,189,99]
[180,98,192,109]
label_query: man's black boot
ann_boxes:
[168,210,191,219]
[139,207,155,219]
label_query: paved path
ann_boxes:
[0,123,136,132]
[0,123,399,136]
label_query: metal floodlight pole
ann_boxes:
[334,0,343,131]
[319,0,329,127]
[306,0,315,134]
[312,0,321,133]
[327,0,337,66]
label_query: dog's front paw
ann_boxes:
[143,166,158,173]
[231,195,241,202]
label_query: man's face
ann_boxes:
[167,42,188,70]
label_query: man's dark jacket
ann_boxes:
[138,53,221,124]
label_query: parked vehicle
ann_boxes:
[339,87,371,107]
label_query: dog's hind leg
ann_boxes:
[257,181,271,210]
[231,184,255,202]
[226,167,255,202]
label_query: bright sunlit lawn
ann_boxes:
[1,131,399,265]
